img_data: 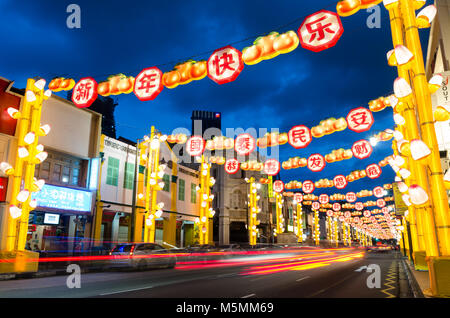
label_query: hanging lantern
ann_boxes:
[397,140,411,156]
[428,74,443,94]
[394,77,412,99]
[18,147,29,158]
[17,190,29,203]
[399,168,411,179]
[397,181,408,193]
[393,113,406,126]
[393,130,404,141]
[9,205,22,219]
[0,162,14,175]
[25,90,36,102]
[410,139,431,161]
[7,107,20,119]
[433,105,450,122]
[408,184,429,205]
[394,45,414,66]
[416,5,437,28]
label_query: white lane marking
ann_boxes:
[99,285,153,296]
[296,276,310,282]
[241,293,256,298]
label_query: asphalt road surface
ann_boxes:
[0,248,412,298]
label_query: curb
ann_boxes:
[401,257,424,298]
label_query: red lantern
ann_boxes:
[346,107,374,133]
[376,199,386,208]
[234,133,256,156]
[351,139,373,159]
[332,202,341,211]
[224,158,240,174]
[133,67,164,101]
[346,192,357,203]
[298,10,344,53]
[307,154,326,172]
[207,46,244,85]
[273,180,285,193]
[302,180,315,194]
[333,175,348,189]
[288,125,312,149]
[72,77,98,108]
[365,164,382,179]
[186,136,205,157]
[319,194,329,204]
[373,186,385,198]
[264,159,281,176]
[312,201,320,210]
[355,202,364,211]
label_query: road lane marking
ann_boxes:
[307,272,357,298]
[99,286,153,296]
[241,293,256,298]
[296,276,310,282]
[381,262,397,298]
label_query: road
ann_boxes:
[0,247,413,298]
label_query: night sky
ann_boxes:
[0,0,431,196]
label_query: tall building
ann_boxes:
[425,0,450,202]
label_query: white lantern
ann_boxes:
[17,190,29,203]
[9,205,22,219]
[39,124,51,136]
[408,184,429,205]
[394,45,414,65]
[155,210,163,218]
[18,147,29,158]
[24,132,36,145]
[393,113,406,125]
[35,151,48,163]
[416,5,437,28]
[34,79,46,90]
[397,182,408,193]
[410,139,431,161]
[394,77,412,99]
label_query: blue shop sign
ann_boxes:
[31,184,93,213]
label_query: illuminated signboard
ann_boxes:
[31,184,93,213]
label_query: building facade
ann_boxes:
[0,77,102,254]
[425,0,450,202]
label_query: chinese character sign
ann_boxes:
[355,202,364,211]
[273,180,284,193]
[332,202,341,211]
[363,210,371,218]
[72,77,98,108]
[333,175,347,189]
[134,67,164,101]
[307,154,326,172]
[366,163,382,179]
[186,136,205,157]
[376,199,386,208]
[224,158,240,174]
[288,125,312,149]
[312,201,320,210]
[302,180,315,194]
[235,133,256,156]
[346,107,374,133]
[381,207,389,214]
[344,211,351,218]
[327,210,334,217]
[207,46,244,85]
[373,186,385,198]
[264,159,280,176]
[346,192,357,202]
[31,184,92,212]
[298,10,344,53]
[319,194,329,204]
[294,193,303,203]
[351,139,373,159]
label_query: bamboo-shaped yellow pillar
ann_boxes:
[384,1,437,261]
[295,201,303,243]
[314,210,320,246]
[247,177,260,245]
[198,155,212,245]
[334,218,339,248]
[275,192,283,235]
[143,127,165,243]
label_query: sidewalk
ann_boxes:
[403,257,430,298]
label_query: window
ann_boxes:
[191,183,197,203]
[162,174,170,192]
[123,162,135,190]
[178,178,185,201]
[52,164,62,182]
[106,157,120,186]
[72,168,79,186]
[62,166,70,183]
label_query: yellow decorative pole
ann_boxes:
[343,222,347,246]
[327,216,332,243]
[384,0,437,266]
[198,155,213,245]
[313,209,320,246]
[295,201,303,243]
[400,0,450,297]
[143,127,165,243]
[246,177,261,245]
[275,192,284,235]
[334,218,338,248]
[0,78,50,273]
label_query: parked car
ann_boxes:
[109,243,177,270]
